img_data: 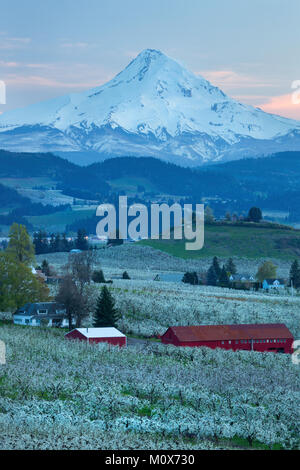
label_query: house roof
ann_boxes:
[67,327,126,338]
[264,279,285,284]
[230,274,254,281]
[14,302,66,316]
[165,324,293,342]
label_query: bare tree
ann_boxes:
[67,251,96,291]
[56,274,91,329]
[57,252,99,329]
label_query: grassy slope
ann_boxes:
[26,208,95,232]
[108,176,159,194]
[140,224,300,260]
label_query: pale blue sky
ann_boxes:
[0,0,299,118]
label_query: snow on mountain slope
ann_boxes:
[0,49,300,165]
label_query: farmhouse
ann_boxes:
[263,279,286,290]
[161,323,293,354]
[46,275,64,285]
[13,302,69,327]
[229,274,255,282]
[65,327,127,347]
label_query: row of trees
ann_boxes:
[183,257,300,291]
[182,258,237,287]
[205,206,263,224]
[206,258,279,287]
[33,229,89,255]
[206,257,237,287]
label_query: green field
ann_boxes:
[140,224,300,260]
[26,208,95,233]
[0,177,57,190]
[108,176,159,194]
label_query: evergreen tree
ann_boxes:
[41,259,51,276]
[54,233,61,252]
[289,260,300,288]
[62,233,72,252]
[33,230,48,255]
[248,207,263,223]
[76,229,88,251]
[219,265,230,288]
[182,271,198,285]
[207,265,218,286]
[49,233,56,253]
[225,257,237,275]
[212,256,221,279]
[92,286,120,327]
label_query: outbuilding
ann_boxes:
[65,327,127,347]
[161,323,293,354]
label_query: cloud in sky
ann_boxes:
[0,33,31,50]
[0,61,19,68]
[259,94,300,120]
[60,41,98,50]
[4,74,99,89]
[199,69,278,90]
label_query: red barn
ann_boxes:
[161,323,293,354]
[65,327,127,347]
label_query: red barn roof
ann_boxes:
[65,327,126,339]
[165,324,293,342]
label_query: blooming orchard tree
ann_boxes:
[0,324,298,450]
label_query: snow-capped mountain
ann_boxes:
[0,49,300,166]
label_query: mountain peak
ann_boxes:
[0,49,299,165]
[117,48,172,83]
[137,48,164,59]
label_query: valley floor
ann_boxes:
[1,245,299,450]
[0,323,299,450]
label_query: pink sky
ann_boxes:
[258,94,300,120]
[200,69,300,121]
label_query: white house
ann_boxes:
[229,274,255,282]
[13,302,70,327]
[263,279,286,290]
